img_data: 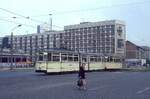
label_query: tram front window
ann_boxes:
[48,53,51,61]
[39,55,43,61]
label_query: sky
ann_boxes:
[0,0,150,46]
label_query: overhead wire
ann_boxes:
[1,0,150,22]
[0,7,45,24]
[0,18,63,31]
[0,18,36,28]
[0,0,150,34]
[0,8,64,29]
[31,0,150,17]
[0,0,150,28]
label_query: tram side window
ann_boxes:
[61,54,67,62]
[90,57,93,62]
[38,52,43,61]
[82,57,87,62]
[90,57,94,62]
[98,57,101,62]
[73,54,78,62]
[53,56,59,61]
[114,59,121,63]
[90,57,96,62]
[43,55,47,61]
[22,58,26,62]
[67,54,73,61]
[16,58,21,62]
[106,58,110,62]
[48,53,51,61]
[109,57,113,62]
[2,57,8,63]
[68,56,73,61]
[74,57,78,61]
[95,57,98,62]
[116,59,121,63]
[62,56,67,61]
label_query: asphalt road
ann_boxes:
[0,70,150,99]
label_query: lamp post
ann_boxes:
[10,24,22,70]
[104,56,108,70]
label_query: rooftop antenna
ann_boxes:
[49,14,52,31]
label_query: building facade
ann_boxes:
[63,20,126,57]
[141,46,150,60]
[0,20,126,61]
[126,41,146,59]
[3,31,64,61]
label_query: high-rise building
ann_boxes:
[63,20,126,57]
[0,20,126,61]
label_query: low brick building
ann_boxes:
[125,41,146,67]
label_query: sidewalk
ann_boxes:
[0,67,34,72]
[0,67,10,71]
[122,67,150,72]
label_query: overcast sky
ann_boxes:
[0,0,150,46]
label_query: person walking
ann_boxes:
[78,62,86,90]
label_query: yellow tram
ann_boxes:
[35,50,122,74]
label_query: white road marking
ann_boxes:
[5,82,74,94]
[36,82,73,89]
[88,85,108,91]
[113,72,122,74]
[136,87,150,94]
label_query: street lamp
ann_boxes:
[10,24,22,70]
[104,56,108,70]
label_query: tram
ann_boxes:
[35,50,122,74]
[0,54,32,68]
